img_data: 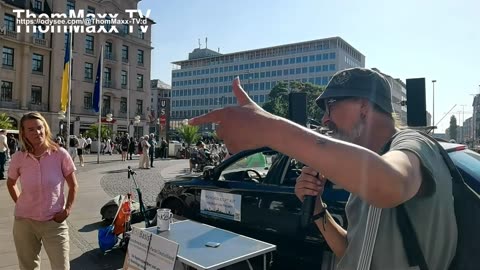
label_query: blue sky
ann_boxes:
[139,0,480,132]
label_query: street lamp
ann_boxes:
[134,115,141,139]
[432,80,437,134]
[106,113,113,139]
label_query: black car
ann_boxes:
[156,143,480,269]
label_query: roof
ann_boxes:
[151,79,171,90]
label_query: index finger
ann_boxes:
[188,108,227,126]
[301,166,319,177]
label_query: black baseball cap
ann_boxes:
[316,67,393,114]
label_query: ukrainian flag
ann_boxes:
[60,32,72,112]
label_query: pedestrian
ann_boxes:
[85,136,92,154]
[68,135,78,161]
[77,133,87,167]
[160,137,168,159]
[6,112,78,270]
[128,137,135,160]
[0,129,7,180]
[189,69,457,269]
[148,133,156,167]
[140,135,151,169]
[120,134,129,161]
[8,133,18,157]
[104,138,113,155]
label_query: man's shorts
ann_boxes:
[77,148,83,156]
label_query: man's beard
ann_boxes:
[327,119,365,143]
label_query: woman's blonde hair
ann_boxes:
[19,112,58,153]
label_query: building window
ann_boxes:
[103,67,112,87]
[84,92,92,109]
[32,54,43,73]
[2,47,14,67]
[137,74,144,89]
[84,62,93,80]
[137,49,144,65]
[121,70,128,87]
[4,14,15,31]
[33,25,45,39]
[138,26,145,39]
[122,24,129,34]
[1,81,13,101]
[122,45,128,62]
[33,0,42,11]
[103,95,111,114]
[87,6,95,14]
[120,97,127,113]
[31,86,42,104]
[136,99,143,115]
[105,41,113,60]
[66,0,75,12]
[85,35,94,54]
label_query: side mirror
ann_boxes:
[203,167,215,180]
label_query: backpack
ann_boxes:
[69,137,78,147]
[386,131,480,270]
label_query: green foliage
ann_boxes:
[176,124,201,147]
[262,81,325,121]
[449,115,457,140]
[85,124,111,140]
[0,113,14,129]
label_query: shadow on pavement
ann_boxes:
[79,221,106,233]
[71,248,126,270]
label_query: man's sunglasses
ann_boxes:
[324,97,355,116]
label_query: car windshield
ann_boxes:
[449,149,480,180]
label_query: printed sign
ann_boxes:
[200,190,242,221]
[126,227,152,270]
[146,235,179,270]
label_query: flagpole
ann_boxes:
[97,46,104,164]
[66,32,72,138]
[127,62,130,136]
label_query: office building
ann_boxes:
[170,37,365,131]
[150,79,171,139]
[0,0,154,138]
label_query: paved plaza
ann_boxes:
[0,153,189,270]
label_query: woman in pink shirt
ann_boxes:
[7,112,78,270]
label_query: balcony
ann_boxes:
[117,111,127,118]
[32,36,48,47]
[0,99,20,109]
[103,80,113,88]
[3,29,18,40]
[28,103,48,111]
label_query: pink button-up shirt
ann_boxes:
[8,147,76,221]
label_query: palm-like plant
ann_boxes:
[176,124,200,147]
[0,113,14,130]
[85,124,111,140]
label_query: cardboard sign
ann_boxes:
[125,227,152,270]
[123,227,179,270]
[146,234,179,270]
[200,190,242,221]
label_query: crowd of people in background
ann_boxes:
[2,129,229,172]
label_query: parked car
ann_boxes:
[156,142,480,269]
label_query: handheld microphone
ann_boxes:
[300,195,316,228]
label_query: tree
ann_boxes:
[0,113,14,130]
[176,124,200,147]
[449,115,457,140]
[85,124,111,141]
[262,81,325,121]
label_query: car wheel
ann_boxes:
[163,199,185,216]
